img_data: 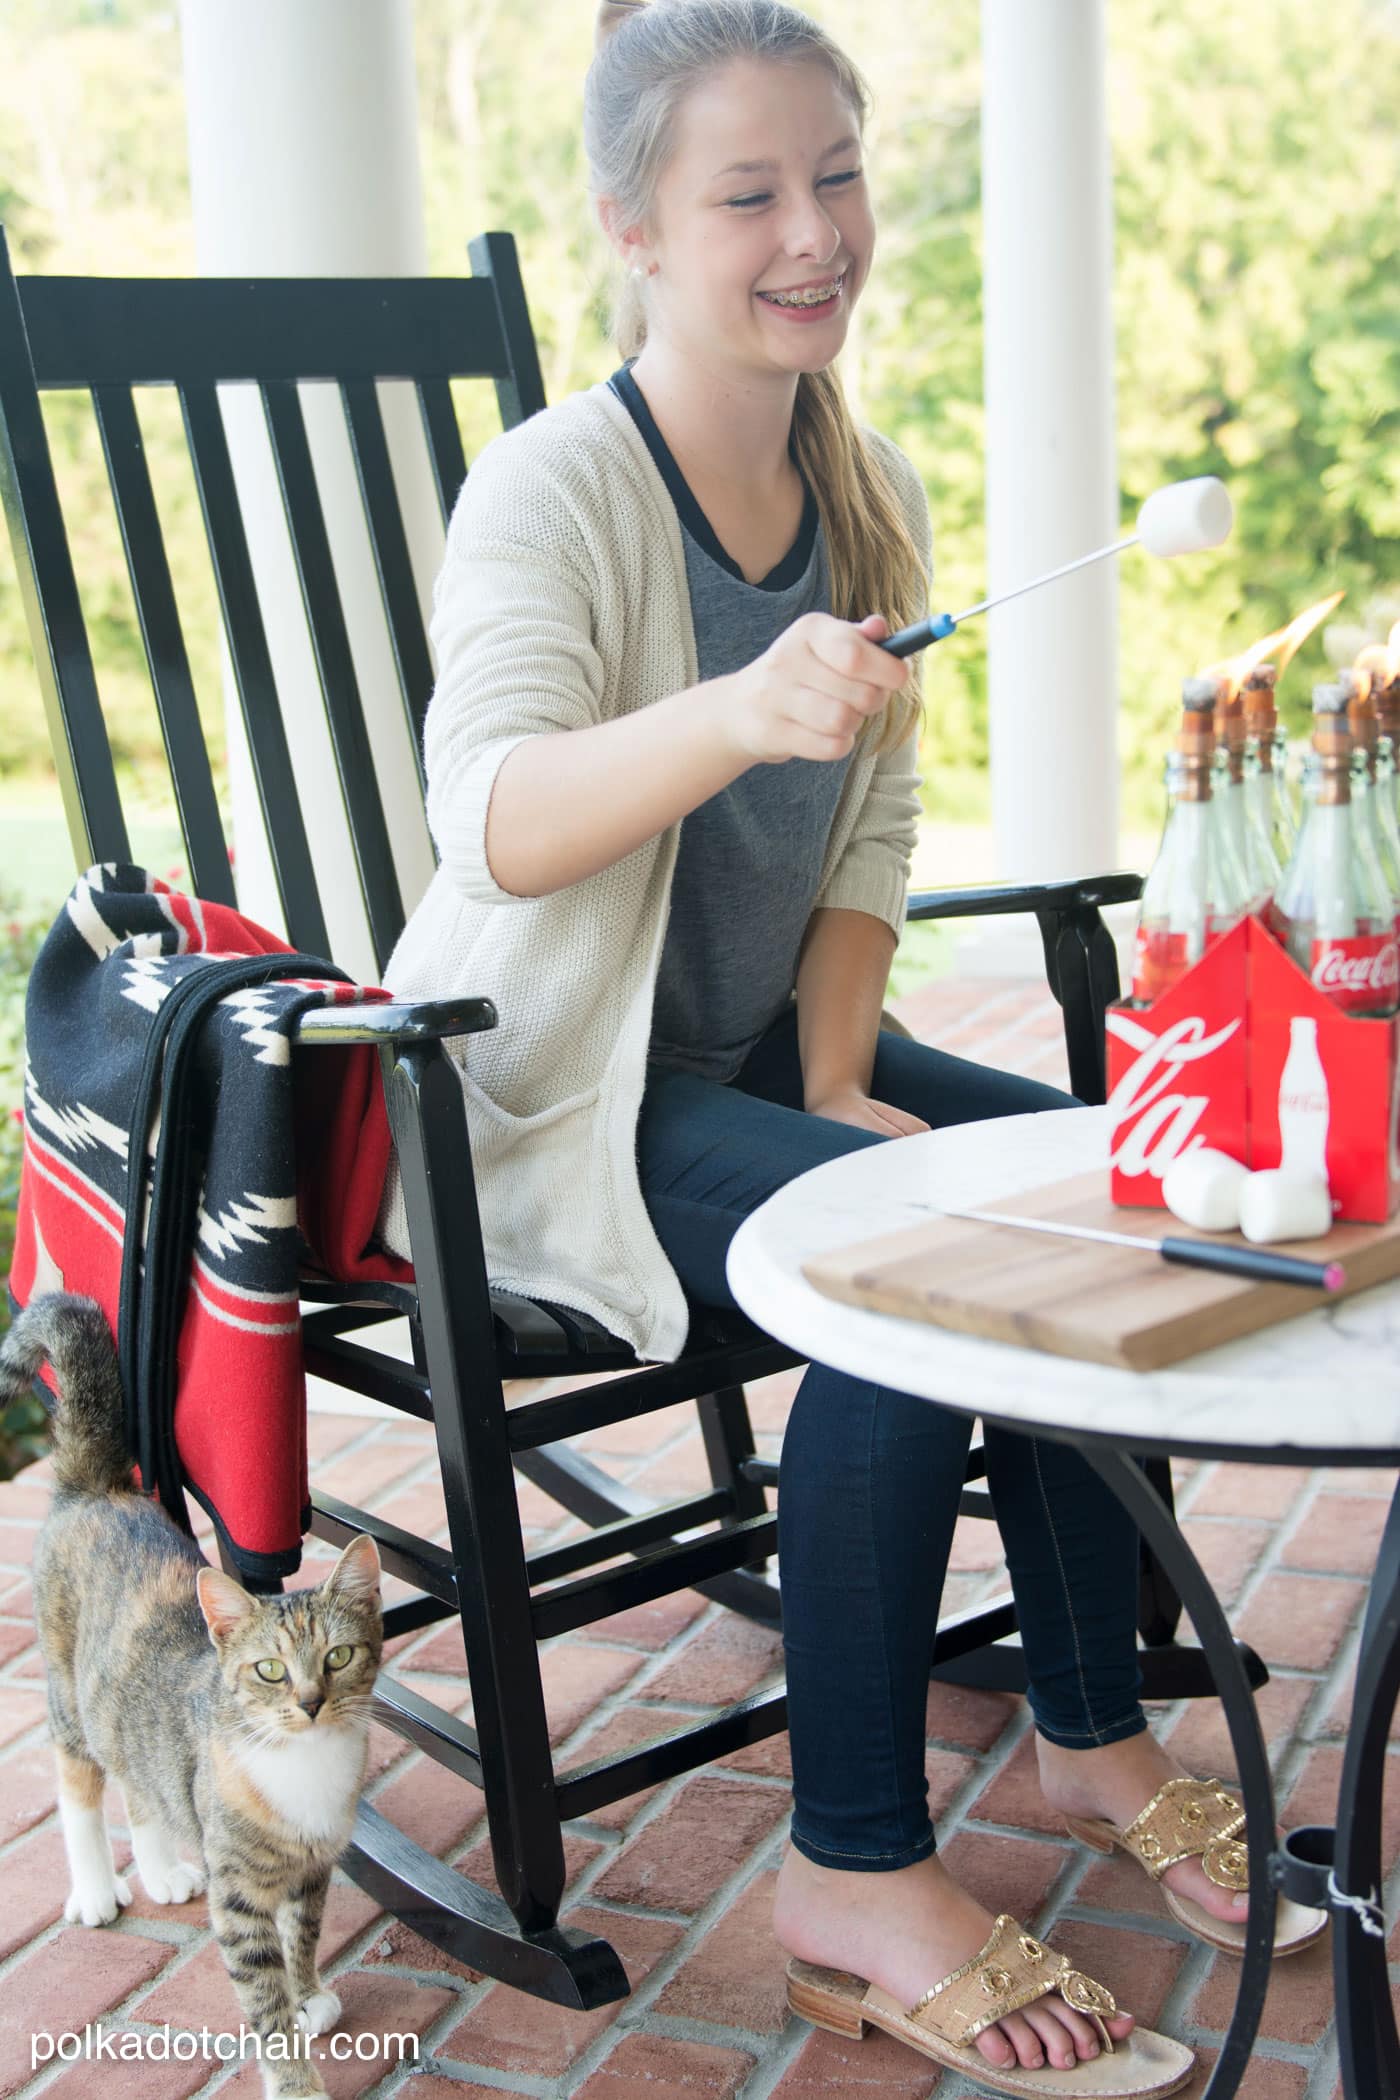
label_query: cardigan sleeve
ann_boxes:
[421,443,609,905]
[811,430,932,937]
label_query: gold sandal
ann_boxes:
[786,1912,1195,2098]
[1064,1775,1327,1957]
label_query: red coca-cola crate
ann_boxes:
[1106,914,1400,1223]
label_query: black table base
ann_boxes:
[1082,1451,1400,2100]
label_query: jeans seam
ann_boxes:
[1032,1439,1105,1748]
[1035,1711,1146,1747]
[790,1831,934,1863]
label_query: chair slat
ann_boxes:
[92,385,236,906]
[415,379,468,525]
[260,380,405,972]
[341,380,434,774]
[179,382,330,957]
[0,233,129,867]
[20,274,511,391]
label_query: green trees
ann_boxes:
[0,0,1395,834]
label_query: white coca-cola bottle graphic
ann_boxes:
[1277,1016,1330,1181]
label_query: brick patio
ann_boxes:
[0,974,1391,2099]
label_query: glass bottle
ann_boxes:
[1131,677,1252,1006]
[1241,664,1297,865]
[1343,668,1400,935]
[1270,683,1400,1016]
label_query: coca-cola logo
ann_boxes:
[1106,1011,1242,1179]
[1311,942,1400,995]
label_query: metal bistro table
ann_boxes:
[724,1103,1400,2100]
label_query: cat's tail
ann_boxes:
[0,1294,135,1497]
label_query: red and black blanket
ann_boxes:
[8,864,412,1577]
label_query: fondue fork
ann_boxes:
[939,1206,1345,1292]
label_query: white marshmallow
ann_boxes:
[1238,1170,1333,1245]
[1135,477,1234,558]
[1161,1147,1248,1231]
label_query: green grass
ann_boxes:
[0,784,188,913]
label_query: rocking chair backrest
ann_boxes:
[0,228,545,973]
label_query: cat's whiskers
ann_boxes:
[229,1713,298,1756]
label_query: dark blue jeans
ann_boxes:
[637,1003,1146,1872]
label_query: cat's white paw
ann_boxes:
[142,1860,207,1904]
[295,1989,342,2037]
[64,1873,132,1927]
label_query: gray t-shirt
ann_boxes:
[608,362,855,1084]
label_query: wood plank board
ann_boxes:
[800,1171,1400,1371]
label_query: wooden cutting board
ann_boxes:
[801,1171,1400,1371]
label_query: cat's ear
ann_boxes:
[320,1533,381,1606]
[195,1566,258,1644]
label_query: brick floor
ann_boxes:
[0,970,1392,2098]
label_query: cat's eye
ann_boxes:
[254,1658,288,1683]
[325,1645,354,1671]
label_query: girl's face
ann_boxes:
[627,54,874,377]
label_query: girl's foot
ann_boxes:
[773,1845,1136,2075]
[1037,1729,1251,1928]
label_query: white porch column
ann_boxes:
[180,0,440,980]
[980,0,1119,881]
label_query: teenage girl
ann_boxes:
[379,3,1323,2090]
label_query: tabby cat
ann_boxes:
[0,1293,384,2099]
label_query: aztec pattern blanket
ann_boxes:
[9,864,412,1577]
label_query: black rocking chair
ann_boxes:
[0,225,1265,2010]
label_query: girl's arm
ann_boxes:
[794,659,930,1129]
[794,905,898,1112]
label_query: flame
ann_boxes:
[1201,589,1345,699]
[1354,646,1391,695]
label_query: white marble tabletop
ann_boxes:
[724,1105,1400,1460]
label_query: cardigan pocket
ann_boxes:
[456,1068,603,1139]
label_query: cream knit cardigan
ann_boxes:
[378,376,932,1363]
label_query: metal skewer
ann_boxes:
[940,1206,1345,1292]
[883,539,1140,659]
[879,474,1234,660]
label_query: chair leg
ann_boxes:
[1138,1455,1186,1647]
[696,1384,770,1535]
[376,1044,630,2006]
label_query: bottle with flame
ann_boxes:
[1270,683,1400,1017]
[1241,664,1297,865]
[1200,592,1343,907]
[1131,676,1251,1005]
[1341,665,1400,932]
[1213,673,1278,906]
[1354,623,1400,850]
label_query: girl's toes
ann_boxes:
[1107,2010,1136,2040]
[1000,2012,1047,2069]
[975,2023,1018,2070]
[1024,2002,1082,2068]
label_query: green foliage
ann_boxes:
[0,895,50,1478]
[0,0,1396,842]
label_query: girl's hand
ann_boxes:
[719,612,910,766]
[806,1083,931,1138]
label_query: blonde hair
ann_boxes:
[586,0,928,757]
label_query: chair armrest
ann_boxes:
[903,871,1145,1106]
[905,871,1143,923]
[292,996,498,1046]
